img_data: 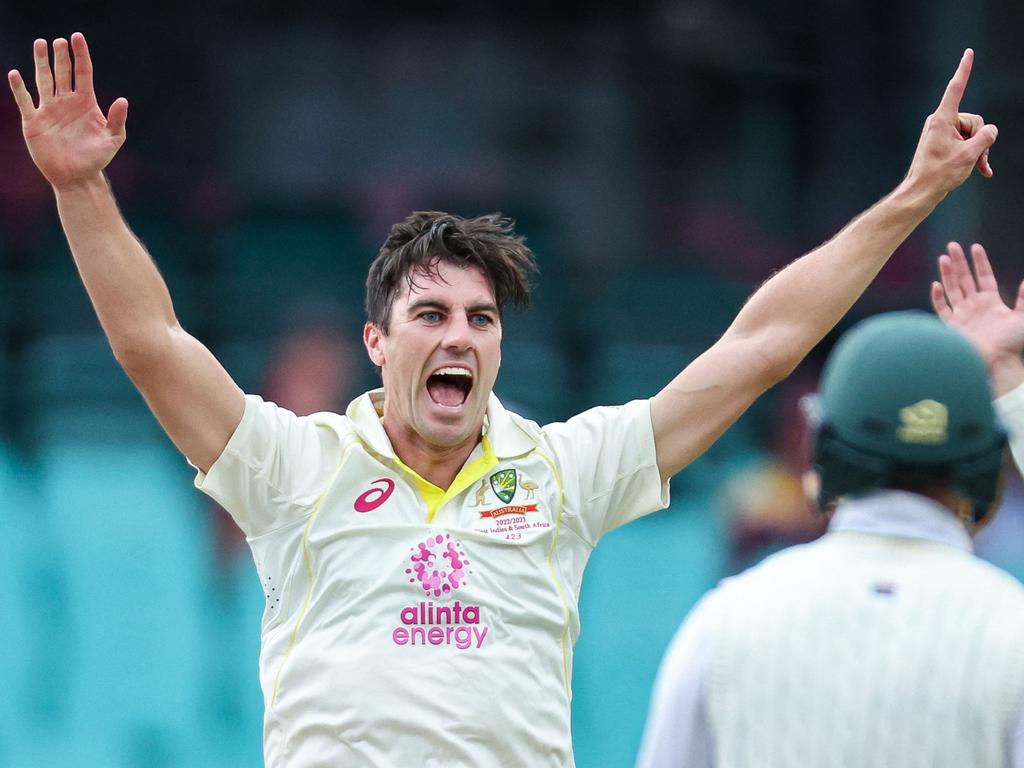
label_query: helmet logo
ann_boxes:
[898,399,948,444]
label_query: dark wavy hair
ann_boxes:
[365,211,538,333]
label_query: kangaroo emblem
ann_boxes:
[470,478,489,506]
[520,478,539,500]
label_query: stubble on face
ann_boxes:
[366,262,502,476]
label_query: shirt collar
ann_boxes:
[345,388,541,460]
[828,490,973,553]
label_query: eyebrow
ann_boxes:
[405,298,500,315]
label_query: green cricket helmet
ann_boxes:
[811,311,1007,521]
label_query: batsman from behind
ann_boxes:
[10,32,1001,767]
[637,311,1024,768]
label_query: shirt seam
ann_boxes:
[582,458,659,507]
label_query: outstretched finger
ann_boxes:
[970,243,999,293]
[931,281,953,321]
[71,32,93,93]
[938,251,966,305]
[936,49,974,119]
[52,38,71,95]
[948,240,978,297]
[7,69,36,116]
[32,38,53,104]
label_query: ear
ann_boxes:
[363,323,386,367]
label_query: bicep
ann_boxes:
[121,325,245,473]
[650,331,778,482]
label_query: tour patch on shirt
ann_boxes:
[469,467,552,541]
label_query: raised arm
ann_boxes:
[651,49,998,482]
[9,34,243,472]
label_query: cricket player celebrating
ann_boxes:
[637,250,1024,768]
[8,33,999,767]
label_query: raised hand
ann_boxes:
[8,33,128,189]
[904,50,998,203]
[932,242,1024,395]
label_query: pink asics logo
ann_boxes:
[406,534,469,597]
[354,478,395,513]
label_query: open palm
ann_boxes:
[8,34,127,188]
[932,241,1024,371]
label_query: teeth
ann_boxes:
[434,367,472,377]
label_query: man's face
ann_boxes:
[364,261,502,453]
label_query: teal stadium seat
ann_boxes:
[0,331,10,427]
[208,208,369,338]
[0,442,57,765]
[10,271,200,338]
[572,495,725,768]
[587,342,764,495]
[33,439,210,766]
[588,341,700,405]
[18,333,161,443]
[10,272,103,337]
[494,339,572,424]
[213,337,273,396]
[595,270,750,348]
[197,551,266,768]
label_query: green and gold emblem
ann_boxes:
[898,399,949,444]
[489,469,517,504]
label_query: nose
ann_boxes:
[442,311,474,352]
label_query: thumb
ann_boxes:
[106,97,128,139]
[965,123,998,156]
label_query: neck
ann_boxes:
[382,417,482,490]
[920,486,975,528]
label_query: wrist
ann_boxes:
[891,173,945,217]
[989,353,1024,398]
[52,172,109,199]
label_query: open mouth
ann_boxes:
[426,367,474,408]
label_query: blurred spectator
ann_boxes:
[719,459,825,574]
[262,301,360,417]
[213,300,361,562]
[719,368,826,573]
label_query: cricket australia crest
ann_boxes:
[489,469,517,504]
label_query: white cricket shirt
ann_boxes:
[637,382,1024,768]
[196,389,669,767]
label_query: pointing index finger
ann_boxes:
[936,49,974,119]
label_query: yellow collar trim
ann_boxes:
[392,436,499,523]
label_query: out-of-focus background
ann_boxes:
[3,2,1024,766]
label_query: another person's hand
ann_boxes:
[932,241,1024,396]
[903,50,998,205]
[8,33,127,189]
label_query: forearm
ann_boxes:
[54,173,178,360]
[727,178,941,379]
[995,381,1024,483]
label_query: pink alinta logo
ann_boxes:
[406,533,470,598]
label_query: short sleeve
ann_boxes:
[995,382,1024,478]
[194,394,349,538]
[543,399,669,545]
